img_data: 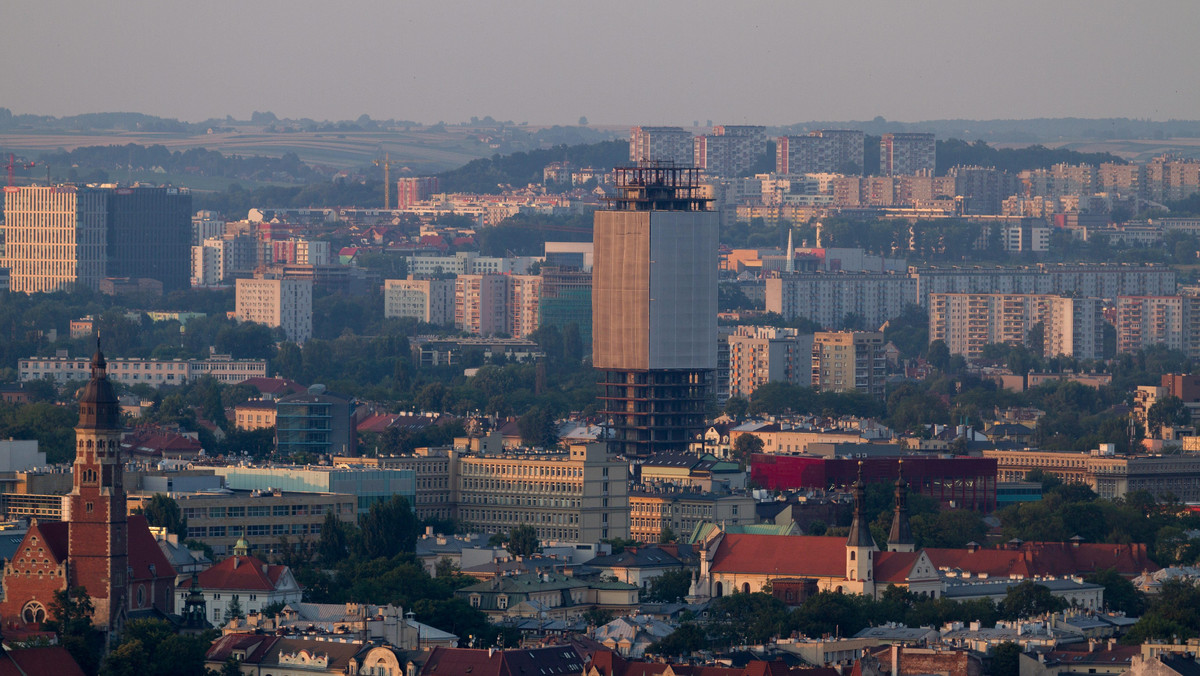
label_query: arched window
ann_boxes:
[21,601,46,624]
[742,582,751,594]
[715,582,724,597]
[850,551,856,560]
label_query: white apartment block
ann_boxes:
[191,240,224,287]
[629,126,693,165]
[1116,296,1187,354]
[694,126,767,177]
[235,277,313,344]
[1,186,108,293]
[929,293,1103,360]
[454,274,541,338]
[509,275,542,340]
[765,271,916,330]
[911,264,1176,308]
[880,133,936,176]
[776,130,866,175]
[727,326,813,399]
[405,251,537,277]
[19,354,267,385]
[384,277,455,326]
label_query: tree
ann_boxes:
[224,595,244,623]
[44,586,101,676]
[358,495,419,559]
[645,569,693,603]
[518,406,559,448]
[989,642,1021,676]
[648,622,707,658]
[1084,569,1145,616]
[658,526,678,544]
[100,618,215,676]
[731,434,764,468]
[506,524,539,557]
[1148,396,1190,438]
[998,580,1067,620]
[317,509,350,563]
[583,607,612,627]
[724,396,749,419]
[137,494,187,539]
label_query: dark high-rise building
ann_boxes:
[593,165,718,457]
[106,186,193,291]
[539,266,593,357]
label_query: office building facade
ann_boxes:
[594,166,718,457]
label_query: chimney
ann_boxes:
[263,563,269,574]
[426,526,434,536]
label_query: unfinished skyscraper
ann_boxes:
[593,165,718,457]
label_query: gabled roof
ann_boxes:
[709,534,846,578]
[128,515,176,582]
[205,633,280,664]
[873,551,921,584]
[0,646,86,676]
[198,553,296,592]
[420,645,586,676]
[29,520,70,563]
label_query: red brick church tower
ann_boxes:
[1,342,174,636]
[63,343,128,631]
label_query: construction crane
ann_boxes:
[374,152,392,210]
[5,153,35,187]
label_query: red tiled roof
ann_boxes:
[709,534,846,577]
[873,551,920,584]
[198,554,293,592]
[128,515,176,583]
[205,634,279,663]
[419,646,586,676]
[924,541,1156,578]
[0,646,86,676]
[240,377,304,396]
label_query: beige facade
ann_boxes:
[929,293,1102,360]
[456,443,629,543]
[234,401,277,431]
[1,186,107,293]
[727,326,813,399]
[384,277,454,326]
[811,331,886,398]
[983,448,1200,501]
[1116,296,1187,354]
[629,490,756,543]
[235,277,313,344]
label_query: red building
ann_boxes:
[0,346,175,634]
[750,455,997,511]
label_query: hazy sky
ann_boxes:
[3,0,1198,125]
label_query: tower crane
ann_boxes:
[5,153,35,187]
[374,152,392,210]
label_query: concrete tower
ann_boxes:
[65,341,128,632]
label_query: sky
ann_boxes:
[3,0,1199,126]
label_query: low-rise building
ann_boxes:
[192,538,303,625]
[455,572,639,621]
[214,465,414,515]
[984,445,1200,501]
[628,489,756,544]
[19,354,268,386]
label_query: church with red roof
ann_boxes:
[0,344,176,635]
[693,462,1155,602]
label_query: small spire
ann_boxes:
[847,461,875,548]
[785,228,795,273]
[889,459,915,551]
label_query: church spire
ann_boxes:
[888,459,915,552]
[847,461,875,548]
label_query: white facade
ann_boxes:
[19,355,268,385]
[191,210,225,246]
[235,278,313,344]
[766,272,916,330]
[384,278,454,326]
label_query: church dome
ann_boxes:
[78,343,120,430]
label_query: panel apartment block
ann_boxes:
[765,271,915,329]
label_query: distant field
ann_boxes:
[992,137,1200,162]
[0,128,496,174]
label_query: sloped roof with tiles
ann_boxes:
[709,534,846,578]
[198,553,296,592]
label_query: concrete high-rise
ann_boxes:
[880,133,936,176]
[235,276,313,344]
[593,165,718,457]
[629,127,693,166]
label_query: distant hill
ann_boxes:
[436,140,629,193]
